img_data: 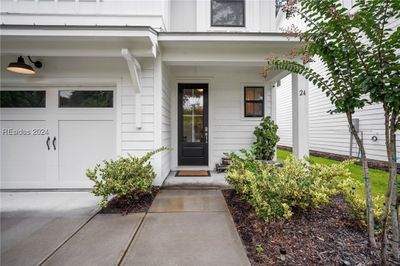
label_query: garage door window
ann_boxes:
[0,91,46,108]
[59,90,113,108]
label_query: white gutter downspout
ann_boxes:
[121,48,142,129]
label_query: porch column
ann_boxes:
[291,74,309,158]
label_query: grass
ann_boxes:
[277,149,396,203]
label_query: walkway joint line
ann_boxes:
[116,212,148,266]
[37,207,100,266]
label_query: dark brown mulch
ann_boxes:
[223,189,380,265]
[100,187,159,214]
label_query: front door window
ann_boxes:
[182,88,204,143]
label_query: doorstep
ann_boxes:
[162,171,231,189]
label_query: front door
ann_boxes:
[178,83,208,165]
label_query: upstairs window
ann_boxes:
[244,87,264,117]
[211,0,245,27]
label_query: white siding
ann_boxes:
[276,75,292,147]
[161,62,172,179]
[170,0,197,32]
[120,58,155,158]
[170,66,272,169]
[276,2,400,163]
[0,0,170,30]
[276,61,400,162]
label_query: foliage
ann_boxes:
[277,148,398,204]
[227,149,350,221]
[86,147,168,207]
[251,116,280,161]
[337,177,384,225]
[227,149,384,224]
[255,244,264,254]
[264,0,400,251]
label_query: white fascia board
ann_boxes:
[158,33,299,43]
[0,26,158,38]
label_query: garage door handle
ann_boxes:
[46,137,51,150]
[52,137,56,150]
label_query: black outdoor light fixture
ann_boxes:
[7,56,43,75]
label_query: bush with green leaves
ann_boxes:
[226,149,382,223]
[86,147,168,207]
[251,116,279,161]
[337,178,383,225]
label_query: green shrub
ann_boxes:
[86,147,167,207]
[337,177,383,225]
[226,150,383,224]
[251,116,280,161]
[227,151,350,221]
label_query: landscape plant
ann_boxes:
[252,116,280,161]
[86,147,167,207]
[225,149,375,221]
[263,0,400,257]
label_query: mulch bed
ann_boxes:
[101,187,159,214]
[223,189,380,265]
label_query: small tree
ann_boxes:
[264,0,399,261]
[252,116,280,160]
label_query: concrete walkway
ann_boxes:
[120,189,250,266]
[1,192,99,266]
[2,190,250,266]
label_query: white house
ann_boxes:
[275,1,400,166]
[0,0,310,189]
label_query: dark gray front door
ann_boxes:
[178,83,208,165]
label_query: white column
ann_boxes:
[153,55,163,185]
[292,74,309,158]
[270,82,278,161]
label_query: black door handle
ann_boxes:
[46,137,50,150]
[52,136,56,150]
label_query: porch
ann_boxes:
[159,33,310,181]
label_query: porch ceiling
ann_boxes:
[159,32,301,68]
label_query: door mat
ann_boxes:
[175,170,211,177]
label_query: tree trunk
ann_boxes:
[381,108,399,263]
[388,111,399,260]
[381,108,393,264]
[346,112,377,248]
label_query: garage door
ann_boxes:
[1,88,116,189]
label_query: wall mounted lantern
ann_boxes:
[7,56,43,75]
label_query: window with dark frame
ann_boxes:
[59,90,113,108]
[244,87,264,117]
[211,0,245,27]
[0,91,46,108]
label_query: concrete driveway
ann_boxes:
[1,191,99,266]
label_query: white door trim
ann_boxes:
[172,77,215,169]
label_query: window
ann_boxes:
[244,87,264,117]
[211,0,245,27]
[59,90,113,108]
[0,91,46,108]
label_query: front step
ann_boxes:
[162,186,228,190]
[162,171,231,190]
